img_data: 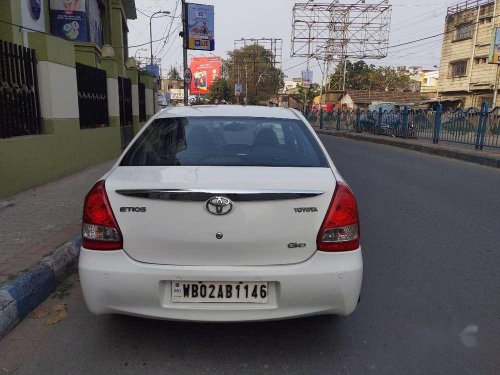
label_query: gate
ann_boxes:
[118,76,133,148]
[76,63,108,129]
[0,40,41,138]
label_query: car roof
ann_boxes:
[156,105,301,120]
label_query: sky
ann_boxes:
[127,0,459,83]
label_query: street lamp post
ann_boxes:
[134,48,147,67]
[149,11,171,66]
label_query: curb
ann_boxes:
[316,130,500,169]
[0,236,81,339]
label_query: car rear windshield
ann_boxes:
[120,116,329,167]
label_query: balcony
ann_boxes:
[447,0,494,16]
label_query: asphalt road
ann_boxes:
[1,136,500,375]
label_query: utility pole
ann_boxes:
[181,0,189,106]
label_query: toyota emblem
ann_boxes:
[206,196,233,215]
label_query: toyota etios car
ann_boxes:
[79,105,363,321]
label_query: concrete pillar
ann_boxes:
[101,57,120,128]
[28,33,79,131]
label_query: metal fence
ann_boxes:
[0,40,41,138]
[312,103,500,150]
[118,76,134,149]
[138,81,146,122]
[75,63,108,129]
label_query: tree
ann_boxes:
[207,78,233,103]
[297,83,320,108]
[329,60,414,92]
[223,44,284,104]
[167,66,182,81]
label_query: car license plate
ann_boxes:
[171,281,268,303]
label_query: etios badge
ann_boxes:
[206,196,233,215]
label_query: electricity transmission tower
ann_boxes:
[233,38,283,103]
[291,1,392,95]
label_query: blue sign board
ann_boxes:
[49,0,88,42]
[145,64,160,78]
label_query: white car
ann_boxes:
[79,105,363,321]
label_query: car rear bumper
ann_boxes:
[78,248,363,322]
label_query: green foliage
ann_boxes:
[297,83,320,105]
[223,44,284,104]
[329,60,413,91]
[207,78,233,103]
[167,66,182,81]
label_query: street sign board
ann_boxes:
[301,70,313,84]
[186,3,215,51]
[184,67,193,85]
[235,83,243,96]
[145,64,160,78]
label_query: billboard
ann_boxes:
[170,89,185,100]
[490,28,500,64]
[190,56,221,95]
[186,3,215,51]
[50,0,88,42]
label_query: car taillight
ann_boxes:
[82,180,122,250]
[317,182,360,252]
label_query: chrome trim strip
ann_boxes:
[115,189,324,202]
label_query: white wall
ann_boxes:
[20,0,47,46]
[107,78,119,118]
[37,61,79,119]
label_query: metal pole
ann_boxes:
[149,17,154,65]
[493,0,499,106]
[182,0,189,106]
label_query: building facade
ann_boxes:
[0,0,158,197]
[420,70,440,94]
[437,0,499,108]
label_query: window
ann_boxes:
[120,117,329,167]
[450,60,468,77]
[455,23,473,41]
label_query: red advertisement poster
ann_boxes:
[190,56,221,95]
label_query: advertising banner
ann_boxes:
[489,28,500,64]
[186,3,215,51]
[191,56,221,95]
[88,0,103,46]
[50,0,88,42]
[190,56,221,95]
[170,89,185,100]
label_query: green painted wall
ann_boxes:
[0,121,121,198]
[0,0,21,44]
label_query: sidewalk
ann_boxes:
[0,160,115,283]
[315,128,500,168]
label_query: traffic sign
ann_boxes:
[184,68,192,85]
